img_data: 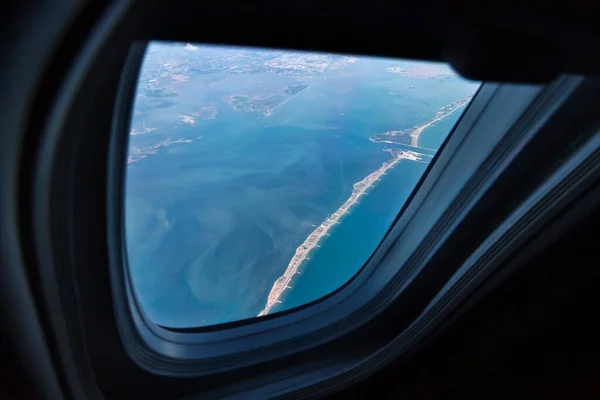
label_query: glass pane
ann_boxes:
[124,41,480,327]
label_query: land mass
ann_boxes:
[387,65,455,79]
[284,84,309,96]
[258,148,425,317]
[134,45,356,120]
[229,93,288,116]
[229,84,308,116]
[370,96,472,147]
[128,137,193,165]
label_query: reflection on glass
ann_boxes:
[124,41,479,327]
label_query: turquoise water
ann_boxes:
[125,50,478,327]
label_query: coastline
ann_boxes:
[408,101,468,146]
[257,97,473,317]
[258,149,423,317]
[370,96,471,147]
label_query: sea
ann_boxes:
[125,53,479,327]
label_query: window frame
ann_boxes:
[7,0,600,399]
[109,40,583,370]
[21,1,600,397]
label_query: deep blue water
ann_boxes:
[125,51,478,327]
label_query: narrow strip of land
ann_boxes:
[258,97,474,317]
[369,96,472,147]
[409,101,468,146]
[258,149,423,317]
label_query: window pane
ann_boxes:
[124,41,479,327]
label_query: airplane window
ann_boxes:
[124,41,480,328]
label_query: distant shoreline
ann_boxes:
[258,149,424,317]
[370,96,471,147]
[408,101,467,147]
